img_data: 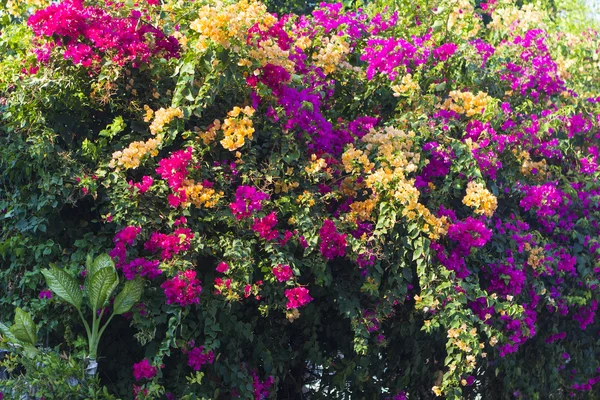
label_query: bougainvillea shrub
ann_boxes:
[2,0,600,398]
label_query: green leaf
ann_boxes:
[113,278,144,315]
[87,268,118,312]
[85,252,94,271]
[0,321,20,344]
[99,116,125,139]
[88,253,115,278]
[10,308,37,346]
[22,343,39,358]
[413,245,423,261]
[42,268,83,310]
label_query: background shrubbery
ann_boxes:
[2,0,600,399]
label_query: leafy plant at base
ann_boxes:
[41,253,143,365]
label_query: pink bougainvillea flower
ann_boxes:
[133,359,156,381]
[230,185,269,220]
[129,176,154,194]
[252,370,275,400]
[109,226,142,264]
[272,264,293,282]
[216,262,229,273]
[319,219,347,260]
[28,0,179,69]
[252,212,279,240]
[433,43,457,61]
[187,346,215,371]
[285,287,313,309]
[161,270,202,306]
[122,258,162,280]
[144,227,194,260]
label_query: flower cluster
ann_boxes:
[187,346,215,371]
[220,106,255,151]
[500,30,565,100]
[156,147,193,190]
[273,264,293,282]
[285,287,313,309]
[109,138,160,170]
[545,332,566,343]
[129,176,154,194]
[197,119,221,145]
[391,74,420,97]
[252,371,275,400]
[122,258,161,280]
[432,216,492,278]
[190,0,277,52]
[462,181,498,217]
[252,212,279,240]
[447,217,493,248]
[144,227,194,261]
[149,107,183,136]
[486,261,527,296]
[313,35,350,75]
[183,180,222,209]
[110,226,141,264]
[319,219,347,260]
[441,90,492,117]
[155,147,193,208]
[161,270,202,307]
[28,0,179,69]
[519,182,564,218]
[230,185,269,220]
[573,301,598,330]
[433,43,457,61]
[133,359,157,381]
[361,37,417,81]
[216,262,229,273]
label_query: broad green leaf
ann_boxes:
[87,268,118,312]
[9,308,37,346]
[88,253,115,278]
[113,278,144,315]
[0,321,20,344]
[85,252,94,271]
[42,268,82,309]
[22,343,39,358]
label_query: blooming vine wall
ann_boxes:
[2,0,600,399]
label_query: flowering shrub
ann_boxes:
[2,0,600,398]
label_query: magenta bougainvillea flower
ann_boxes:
[133,359,156,381]
[252,370,275,400]
[216,262,229,273]
[230,185,269,220]
[129,176,154,194]
[122,258,161,280]
[285,287,313,309]
[109,226,141,264]
[144,227,194,261]
[161,270,202,306]
[187,346,215,371]
[319,219,347,260]
[272,264,293,282]
[28,0,179,69]
[252,212,279,241]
